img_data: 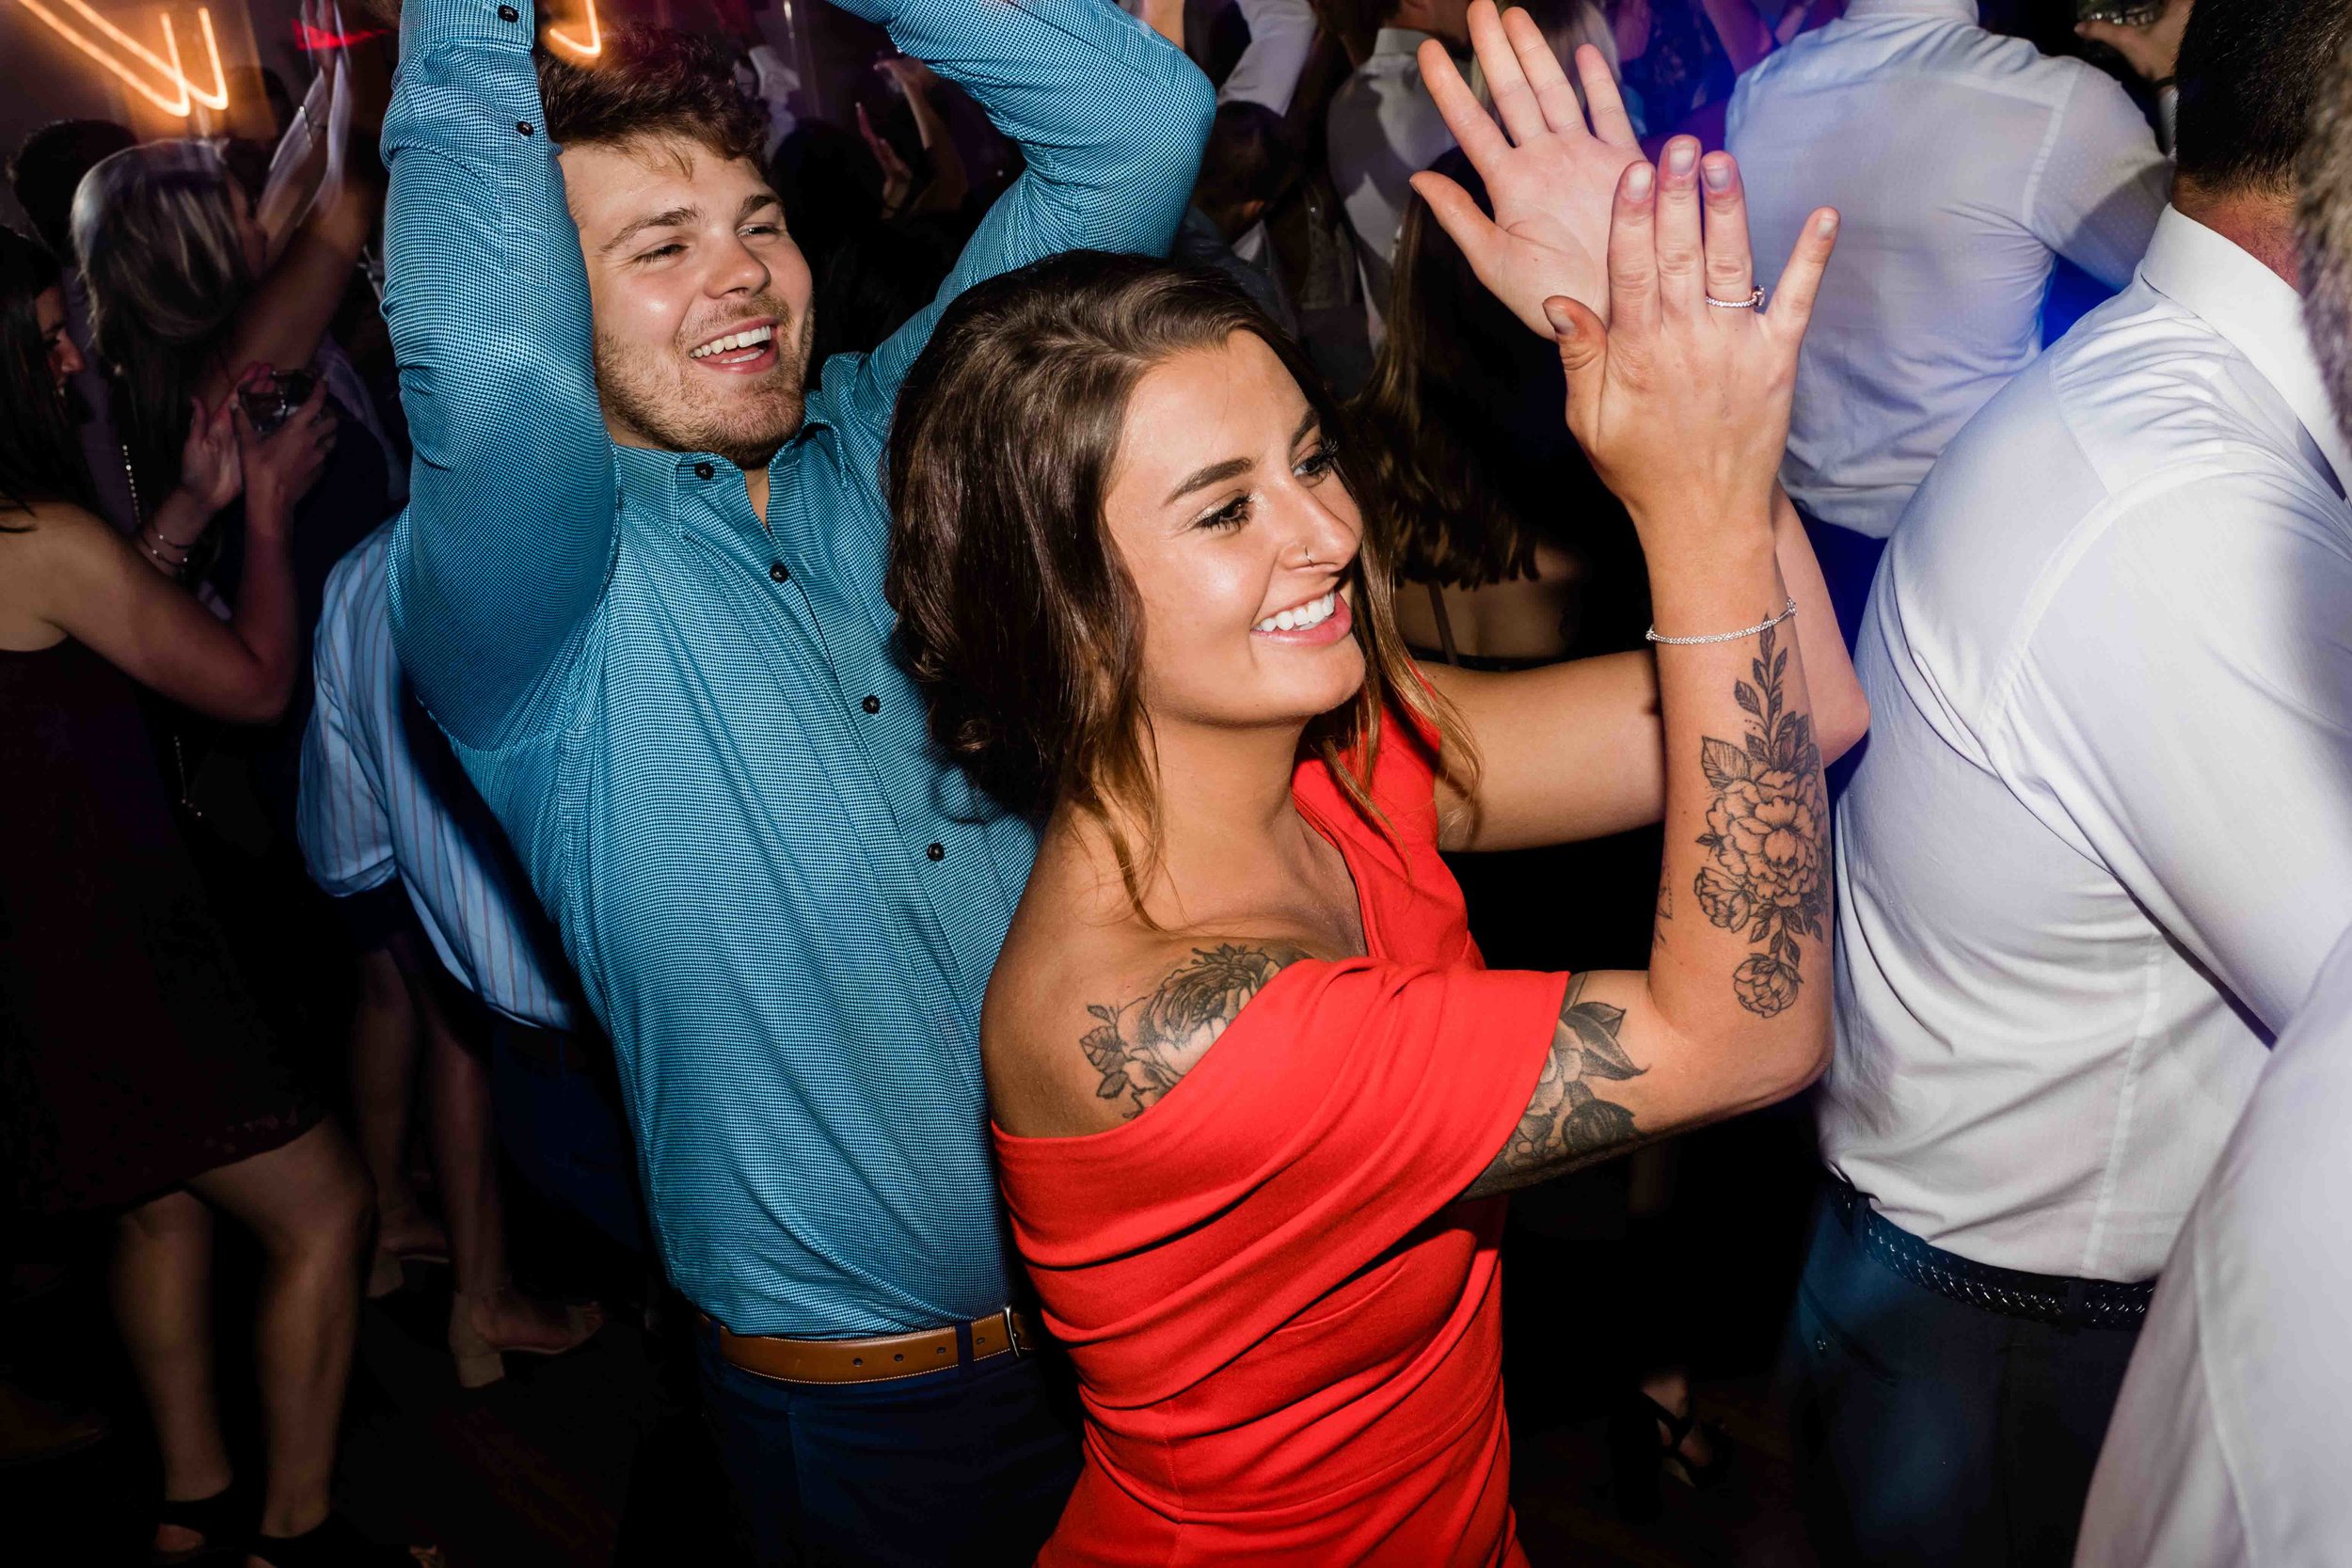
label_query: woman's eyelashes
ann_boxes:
[1197,492,1253,532]
[1191,439,1343,532]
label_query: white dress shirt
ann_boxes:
[1327,27,1457,312]
[1726,0,2169,538]
[1825,207,2352,1282]
[299,522,577,1030]
[1218,0,1318,114]
[2074,922,2352,1568]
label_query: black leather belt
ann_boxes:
[1829,1178,2154,1331]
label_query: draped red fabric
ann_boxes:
[995,721,1566,1565]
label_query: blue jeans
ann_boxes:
[1782,1184,2141,1567]
[696,1321,1081,1567]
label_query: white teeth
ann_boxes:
[1254,591,1338,635]
[691,324,775,359]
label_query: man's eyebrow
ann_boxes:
[738,191,784,223]
[599,206,699,256]
[1163,409,1325,506]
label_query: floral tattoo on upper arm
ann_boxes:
[1693,626,1829,1016]
[1081,942,1309,1120]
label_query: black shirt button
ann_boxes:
[497,4,518,20]
[516,121,535,137]
[861,695,880,715]
[694,462,715,480]
[769,561,789,584]
[926,843,946,862]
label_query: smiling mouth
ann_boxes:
[689,323,776,364]
[1254,590,1340,634]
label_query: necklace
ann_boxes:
[119,438,142,528]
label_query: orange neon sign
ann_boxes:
[14,0,230,119]
[545,0,600,58]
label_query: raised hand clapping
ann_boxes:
[1546,136,1836,547]
[1408,2,1645,336]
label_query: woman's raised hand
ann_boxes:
[178,389,244,515]
[1410,2,1645,336]
[1548,139,1836,547]
[238,378,337,538]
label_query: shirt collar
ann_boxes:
[2139,204,2352,491]
[1841,0,1978,19]
[1371,27,1437,59]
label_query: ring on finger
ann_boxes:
[1705,286,1767,310]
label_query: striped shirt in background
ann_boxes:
[299,522,576,1031]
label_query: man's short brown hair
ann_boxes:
[535,24,766,167]
[2298,28,2352,445]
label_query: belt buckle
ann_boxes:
[1000,1306,1026,1361]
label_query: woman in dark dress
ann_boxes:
[0,230,395,1568]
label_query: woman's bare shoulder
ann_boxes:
[0,501,119,641]
[0,499,110,536]
[987,913,1320,1139]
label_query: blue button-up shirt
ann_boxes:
[381,0,1210,1334]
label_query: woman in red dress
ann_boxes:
[887,7,1866,1560]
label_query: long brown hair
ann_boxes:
[72,139,251,507]
[887,251,1471,910]
[1350,154,1578,589]
[0,227,98,520]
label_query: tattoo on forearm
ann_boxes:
[1656,871,1674,922]
[1466,974,1646,1196]
[1081,942,1308,1120]
[1692,625,1828,1017]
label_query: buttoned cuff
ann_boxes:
[403,0,538,64]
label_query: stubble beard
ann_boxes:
[596,304,817,473]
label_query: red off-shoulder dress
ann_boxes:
[993,721,1569,1566]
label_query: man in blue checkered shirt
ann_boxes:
[378,0,1211,1557]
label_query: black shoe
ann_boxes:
[1608,1390,1732,1523]
[251,1512,430,1567]
[151,1481,252,1565]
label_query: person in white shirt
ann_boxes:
[1170,0,1325,329]
[1726,0,2171,642]
[1326,0,1470,312]
[1789,3,2352,1562]
[300,523,613,1385]
[2074,45,2352,1564]
[1220,0,1323,114]
[2071,926,2352,1565]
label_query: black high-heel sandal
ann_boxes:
[1608,1390,1732,1523]
[250,1512,427,1567]
[151,1482,252,1564]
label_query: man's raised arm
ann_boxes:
[380,0,615,751]
[844,0,1216,404]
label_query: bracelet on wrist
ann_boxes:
[135,531,192,574]
[1646,597,1798,647]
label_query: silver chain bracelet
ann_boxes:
[1646,597,1799,646]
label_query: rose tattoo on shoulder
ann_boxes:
[1692,626,1828,1017]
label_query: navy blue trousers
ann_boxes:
[1783,1186,2142,1567]
[696,1323,1081,1567]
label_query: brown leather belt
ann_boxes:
[705,1307,1041,1386]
